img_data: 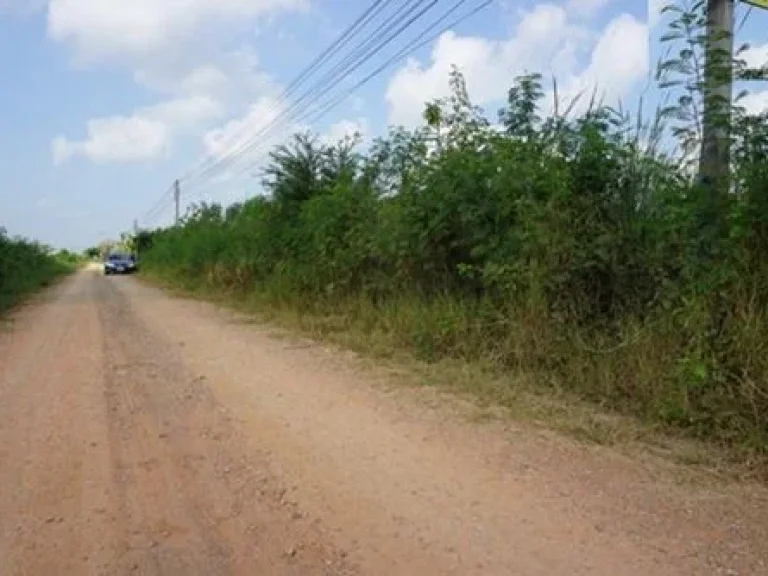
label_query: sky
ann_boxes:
[0,0,766,251]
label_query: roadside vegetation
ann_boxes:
[0,229,80,314]
[138,3,768,453]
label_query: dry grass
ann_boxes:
[138,270,768,485]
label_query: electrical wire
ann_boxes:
[182,0,491,197]
[178,0,397,185]
[138,0,396,226]
[182,0,442,193]
[151,0,495,216]
[139,185,175,228]
[303,0,486,129]
[737,5,753,35]
[182,0,432,191]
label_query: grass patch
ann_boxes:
[140,269,768,483]
[0,237,80,316]
[133,8,768,478]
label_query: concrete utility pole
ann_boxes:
[698,0,735,194]
[174,179,181,226]
[133,219,139,260]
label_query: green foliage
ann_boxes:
[0,230,76,313]
[139,2,768,449]
[83,246,101,260]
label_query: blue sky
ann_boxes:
[0,0,766,250]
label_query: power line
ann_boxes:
[182,0,443,193]
[178,0,396,186]
[293,0,433,111]
[138,0,397,227]
[736,5,753,34]
[143,196,172,224]
[139,184,175,228]
[304,0,486,128]
[147,0,495,219]
[183,0,432,191]
[183,0,491,198]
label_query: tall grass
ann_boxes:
[0,231,78,314]
[138,4,768,449]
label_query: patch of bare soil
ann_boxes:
[1,268,766,575]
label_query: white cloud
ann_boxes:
[386,5,578,126]
[53,118,167,165]
[48,0,295,168]
[737,45,767,115]
[196,96,304,182]
[47,0,308,63]
[385,5,647,127]
[195,106,369,185]
[53,96,221,165]
[741,43,768,70]
[742,90,768,116]
[322,118,369,145]
[53,116,168,165]
[134,49,278,107]
[557,14,649,114]
[567,0,611,16]
[648,0,666,28]
[203,97,285,159]
[52,137,73,166]
[151,95,223,126]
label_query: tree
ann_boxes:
[423,100,443,154]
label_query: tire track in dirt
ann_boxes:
[121,272,768,576]
[2,268,768,575]
[1,270,353,575]
[0,274,116,574]
[94,272,354,575]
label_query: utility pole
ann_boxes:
[173,179,181,226]
[698,0,735,194]
[133,219,139,260]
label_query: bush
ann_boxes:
[0,230,76,313]
[139,4,768,448]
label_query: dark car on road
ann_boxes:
[104,253,137,275]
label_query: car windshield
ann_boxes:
[108,254,128,261]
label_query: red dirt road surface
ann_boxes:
[1,267,767,575]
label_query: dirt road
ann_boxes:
[1,267,767,575]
